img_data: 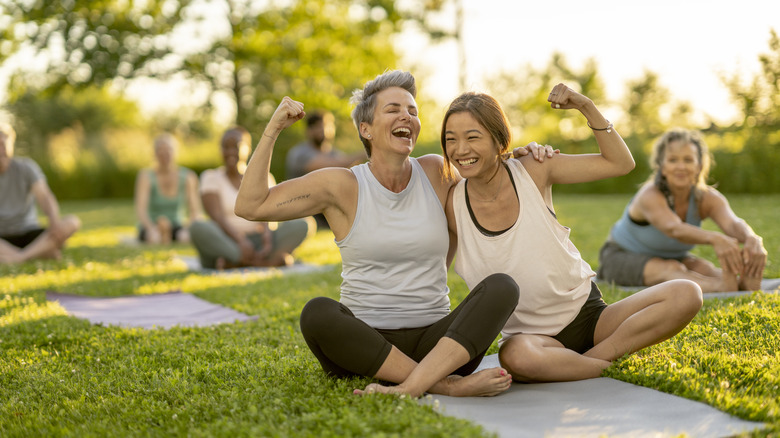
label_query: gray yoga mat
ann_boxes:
[176,255,335,276]
[598,277,780,298]
[421,354,765,438]
[46,290,256,329]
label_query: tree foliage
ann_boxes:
[0,0,193,93]
[182,0,402,132]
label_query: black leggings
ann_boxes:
[299,273,519,378]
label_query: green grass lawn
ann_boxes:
[1,195,778,437]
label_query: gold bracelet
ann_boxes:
[587,120,613,133]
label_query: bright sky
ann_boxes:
[1,0,777,128]
[397,0,780,125]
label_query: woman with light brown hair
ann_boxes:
[598,128,767,292]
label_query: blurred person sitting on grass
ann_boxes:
[134,133,201,244]
[597,128,767,293]
[0,122,81,264]
[189,126,314,270]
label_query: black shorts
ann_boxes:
[552,282,608,354]
[138,225,183,242]
[1,228,46,249]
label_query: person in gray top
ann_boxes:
[285,111,363,180]
[285,111,364,229]
[0,122,81,264]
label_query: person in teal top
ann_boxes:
[134,134,201,244]
[598,128,767,293]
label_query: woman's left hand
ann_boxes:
[510,142,559,162]
[547,83,592,111]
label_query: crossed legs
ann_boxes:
[0,216,80,264]
[499,279,702,383]
[300,273,519,397]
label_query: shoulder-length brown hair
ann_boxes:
[440,92,512,180]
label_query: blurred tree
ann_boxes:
[487,52,607,152]
[0,0,193,92]
[5,79,142,161]
[714,29,780,193]
[182,0,402,133]
[402,0,466,90]
[621,71,670,141]
[721,29,780,128]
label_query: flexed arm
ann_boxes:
[544,83,635,185]
[235,97,306,221]
[235,98,356,237]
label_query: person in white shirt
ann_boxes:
[189,126,313,269]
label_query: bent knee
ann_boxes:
[483,273,520,304]
[499,340,546,381]
[667,279,703,316]
[300,296,340,334]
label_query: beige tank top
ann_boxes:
[453,159,594,339]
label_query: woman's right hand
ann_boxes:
[712,233,743,274]
[264,97,306,139]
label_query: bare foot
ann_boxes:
[739,275,762,292]
[353,367,512,398]
[720,271,739,292]
[443,368,512,397]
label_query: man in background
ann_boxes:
[285,111,363,229]
[0,122,81,264]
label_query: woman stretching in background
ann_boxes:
[598,128,767,293]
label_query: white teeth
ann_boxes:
[392,127,411,137]
[458,158,477,166]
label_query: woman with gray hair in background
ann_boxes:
[598,128,767,292]
[235,70,553,398]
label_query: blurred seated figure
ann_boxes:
[134,133,201,244]
[0,122,81,264]
[598,128,767,292]
[285,110,364,229]
[190,126,314,269]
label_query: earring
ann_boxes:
[366,134,371,139]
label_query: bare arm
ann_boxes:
[134,170,155,230]
[184,170,201,224]
[31,180,67,240]
[544,83,635,185]
[444,185,459,269]
[635,185,743,273]
[235,97,356,241]
[702,189,767,277]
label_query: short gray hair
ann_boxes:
[350,70,416,157]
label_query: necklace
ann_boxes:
[469,168,505,202]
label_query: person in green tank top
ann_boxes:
[134,133,201,244]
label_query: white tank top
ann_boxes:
[337,159,450,329]
[453,159,594,338]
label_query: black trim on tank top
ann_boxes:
[465,162,558,237]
